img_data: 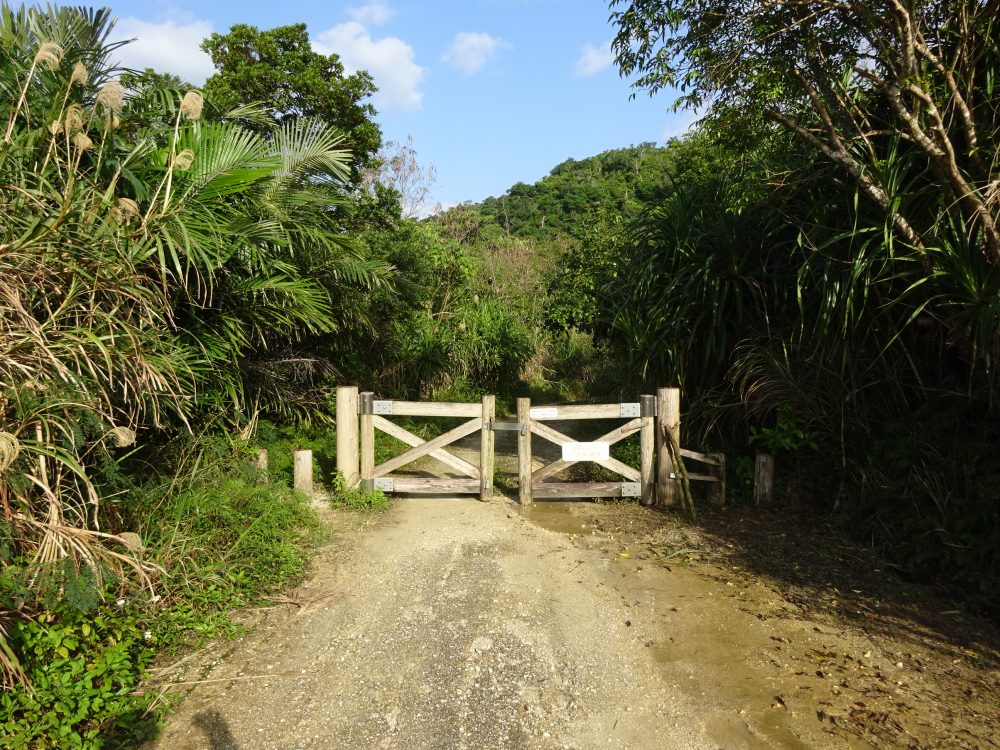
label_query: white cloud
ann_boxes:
[442,32,510,76]
[348,2,393,26]
[662,110,700,142]
[575,41,614,77]
[112,17,215,85]
[315,22,424,112]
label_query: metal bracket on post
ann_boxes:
[620,402,641,418]
[373,400,393,415]
[639,398,656,418]
[374,477,394,492]
[621,482,641,497]
[491,420,527,435]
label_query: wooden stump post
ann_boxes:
[517,397,533,506]
[480,394,495,502]
[639,395,656,506]
[293,449,313,496]
[254,448,268,471]
[360,392,375,492]
[753,453,774,505]
[708,452,726,507]
[336,385,360,489]
[656,387,681,507]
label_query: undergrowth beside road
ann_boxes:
[1,440,324,749]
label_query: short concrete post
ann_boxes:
[294,449,313,496]
[336,386,360,489]
[254,448,268,471]
[753,453,774,505]
[656,387,681,507]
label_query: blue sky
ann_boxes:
[109,1,691,209]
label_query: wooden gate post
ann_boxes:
[708,452,726,507]
[640,395,656,506]
[294,449,313,496]
[359,391,375,492]
[480,394,495,502]
[517,397,533,506]
[336,386,360,489]
[656,387,681,507]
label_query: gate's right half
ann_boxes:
[515,388,725,506]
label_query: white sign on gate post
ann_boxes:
[562,441,610,462]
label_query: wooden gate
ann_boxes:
[513,396,657,506]
[334,385,725,506]
[335,386,495,500]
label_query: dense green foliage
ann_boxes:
[201,23,382,179]
[1,440,319,748]
[588,0,1000,605]
[471,144,675,242]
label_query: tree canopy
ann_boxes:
[201,23,382,177]
[610,0,1000,262]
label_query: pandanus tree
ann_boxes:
[0,5,384,684]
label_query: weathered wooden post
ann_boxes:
[656,387,681,507]
[753,453,774,505]
[293,449,313,496]
[517,397,533,506]
[359,391,375,492]
[254,448,268,471]
[639,395,656,506]
[708,452,726,507]
[480,394,495,502]
[336,385,360,490]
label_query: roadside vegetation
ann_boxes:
[1,0,998,746]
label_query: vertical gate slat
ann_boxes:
[480,395,495,501]
[517,397,532,506]
[360,391,375,491]
[640,395,656,506]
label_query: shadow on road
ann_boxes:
[193,709,241,750]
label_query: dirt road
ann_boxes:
[151,496,998,750]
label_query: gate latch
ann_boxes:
[491,420,527,435]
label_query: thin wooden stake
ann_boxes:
[663,429,697,521]
[336,386,360,489]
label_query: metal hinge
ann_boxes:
[373,400,393,415]
[620,402,641,418]
[374,477,394,491]
[620,482,640,497]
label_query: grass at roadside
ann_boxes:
[0,439,324,749]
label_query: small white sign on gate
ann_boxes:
[529,406,559,420]
[562,441,610,462]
